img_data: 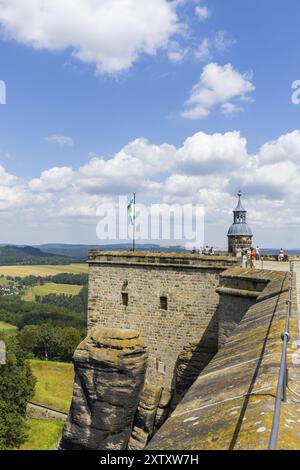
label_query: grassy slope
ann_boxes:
[0,263,88,277]
[0,277,9,286]
[0,321,18,335]
[23,282,82,302]
[30,359,74,413]
[18,419,64,450]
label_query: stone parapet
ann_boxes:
[147,270,300,450]
[88,251,238,270]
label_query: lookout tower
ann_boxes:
[227,191,253,256]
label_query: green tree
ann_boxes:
[18,324,83,362]
[54,327,82,361]
[0,333,35,449]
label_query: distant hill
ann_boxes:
[0,245,74,266]
[36,244,186,261]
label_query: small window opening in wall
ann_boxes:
[122,293,129,306]
[160,296,168,310]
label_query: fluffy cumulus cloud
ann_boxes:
[0,0,183,74]
[0,0,237,73]
[3,129,300,244]
[29,167,75,192]
[182,63,255,119]
[175,131,248,174]
[0,165,28,210]
[258,130,300,164]
[76,138,175,195]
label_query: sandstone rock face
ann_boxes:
[154,388,172,431]
[128,383,162,450]
[60,327,148,450]
[171,342,217,409]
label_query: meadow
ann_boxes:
[0,263,88,277]
[23,282,83,302]
[0,276,9,286]
[29,359,74,413]
[18,419,65,450]
[0,320,18,335]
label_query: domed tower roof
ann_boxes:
[227,191,253,237]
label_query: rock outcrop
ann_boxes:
[171,342,217,409]
[60,327,148,450]
[128,383,162,450]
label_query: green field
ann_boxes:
[30,359,74,413]
[0,276,9,286]
[0,263,88,277]
[0,321,18,335]
[23,282,83,302]
[18,419,64,450]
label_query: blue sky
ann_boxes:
[0,0,300,248]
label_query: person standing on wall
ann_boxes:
[278,248,285,262]
[242,248,248,268]
[249,247,257,269]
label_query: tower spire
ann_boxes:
[227,191,253,256]
[234,190,246,215]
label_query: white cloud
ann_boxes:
[29,167,75,192]
[4,129,300,245]
[234,160,300,200]
[221,102,244,116]
[0,166,30,211]
[46,135,74,146]
[214,31,236,53]
[194,38,211,62]
[0,0,182,74]
[258,130,300,164]
[175,131,248,174]
[182,63,255,119]
[194,31,235,63]
[195,5,211,21]
[167,41,188,63]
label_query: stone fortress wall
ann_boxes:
[148,267,300,450]
[61,251,300,450]
[87,251,238,391]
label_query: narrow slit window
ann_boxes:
[160,296,168,311]
[122,293,128,306]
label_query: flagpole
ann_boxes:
[133,193,136,252]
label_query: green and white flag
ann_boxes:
[127,195,135,225]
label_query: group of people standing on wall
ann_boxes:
[191,245,288,266]
[242,246,260,268]
[191,246,215,255]
[242,247,288,267]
